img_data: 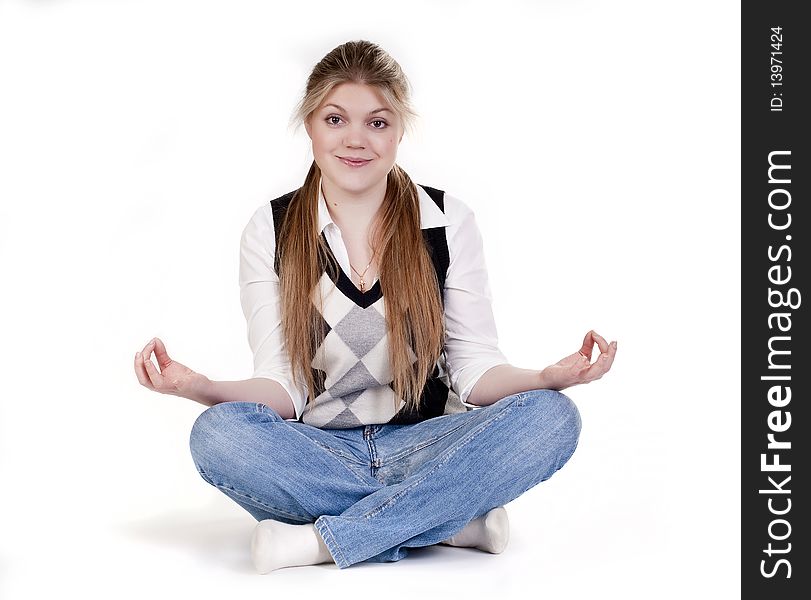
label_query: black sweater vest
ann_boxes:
[268,184,459,429]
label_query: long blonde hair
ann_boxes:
[280,40,444,416]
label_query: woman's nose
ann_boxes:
[342,124,368,148]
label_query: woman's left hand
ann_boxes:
[540,330,617,391]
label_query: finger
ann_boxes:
[153,337,170,366]
[134,351,153,388]
[590,331,610,354]
[140,339,156,371]
[583,341,616,382]
[140,339,160,385]
[142,337,156,355]
[578,330,595,359]
[142,351,163,388]
[601,341,617,373]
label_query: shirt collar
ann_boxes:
[316,175,450,234]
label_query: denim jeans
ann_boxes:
[188,387,581,569]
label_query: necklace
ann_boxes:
[350,248,377,293]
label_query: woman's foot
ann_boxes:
[250,520,335,573]
[439,506,510,554]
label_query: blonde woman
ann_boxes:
[134,39,617,573]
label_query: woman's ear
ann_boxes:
[304,118,312,140]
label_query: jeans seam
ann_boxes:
[384,420,471,463]
[311,444,381,488]
[197,466,312,522]
[213,479,312,522]
[382,393,525,463]
[267,421,379,488]
[310,439,366,465]
[360,401,518,520]
[314,517,348,569]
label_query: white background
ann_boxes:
[0,0,740,598]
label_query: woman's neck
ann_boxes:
[321,176,387,235]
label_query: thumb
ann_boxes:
[153,337,171,365]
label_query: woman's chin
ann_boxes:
[322,170,388,194]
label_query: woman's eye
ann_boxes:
[326,115,387,129]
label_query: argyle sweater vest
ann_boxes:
[270,185,463,429]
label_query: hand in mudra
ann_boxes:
[134,337,204,397]
[541,330,617,391]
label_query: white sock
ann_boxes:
[250,520,335,573]
[439,506,510,554]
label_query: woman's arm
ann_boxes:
[238,203,308,421]
[465,364,545,407]
[441,197,512,405]
[135,337,299,419]
[467,331,618,406]
[184,375,297,419]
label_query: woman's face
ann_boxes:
[305,82,403,197]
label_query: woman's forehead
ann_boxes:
[320,83,392,111]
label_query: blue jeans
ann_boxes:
[188,388,581,569]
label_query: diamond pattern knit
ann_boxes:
[270,185,465,429]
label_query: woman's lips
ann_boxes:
[337,156,372,168]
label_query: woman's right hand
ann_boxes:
[134,337,208,398]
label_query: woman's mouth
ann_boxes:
[337,156,372,168]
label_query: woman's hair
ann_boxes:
[280,39,444,417]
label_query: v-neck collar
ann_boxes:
[334,263,383,308]
[315,177,449,309]
[321,232,383,309]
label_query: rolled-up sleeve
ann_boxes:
[238,205,307,420]
[442,195,510,405]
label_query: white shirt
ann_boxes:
[238,179,509,420]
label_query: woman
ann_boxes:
[133,39,617,573]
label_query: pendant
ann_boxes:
[359,278,366,292]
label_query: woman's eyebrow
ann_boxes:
[323,103,392,115]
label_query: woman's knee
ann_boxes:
[189,401,278,468]
[520,388,582,452]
